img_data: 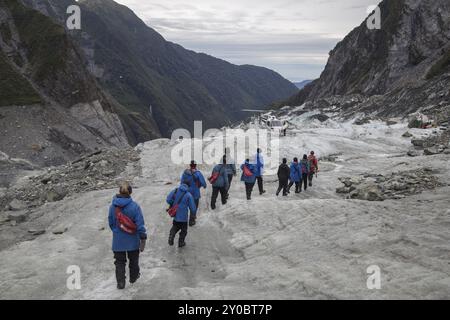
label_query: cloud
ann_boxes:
[115,0,376,81]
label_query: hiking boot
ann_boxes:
[130,274,140,284]
[168,237,174,246]
[117,281,126,290]
[309,182,312,187]
[260,190,266,195]
[178,241,186,248]
[276,191,279,196]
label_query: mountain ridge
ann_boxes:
[275,0,450,119]
[22,0,298,141]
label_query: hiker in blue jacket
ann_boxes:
[166,183,197,248]
[288,158,302,194]
[108,182,147,290]
[180,160,207,220]
[224,148,237,199]
[299,154,311,192]
[241,158,258,200]
[253,148,266,195]
[209,156,229,210]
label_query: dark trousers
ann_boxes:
[308,173,315,186]
[276,180,288,196]
[256,176,264,194]
[288,181,300,193]
[211,187,227,209]
[114,250,140,284]
[245,182,255,200]
[226,174,233,195]
[169,221,188,244]
[194,198,199,210]
[302,173,308,191]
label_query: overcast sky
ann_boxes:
[115,0,378,82]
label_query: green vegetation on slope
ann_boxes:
[4,0,68,82]
[0,51,41,106]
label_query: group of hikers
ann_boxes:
[108,149,319,289]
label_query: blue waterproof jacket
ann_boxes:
[290,162,302,182]
[240,161,257,184]
[300,159,310,174]
[210,164,229,189]
[180,169,207,200]
[254,153,264,177]
[108,195,147,252]
[166,184,197,223]
[224,163,237,176]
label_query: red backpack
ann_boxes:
[208,165,223,184]
[167,189,186,217]
[243,165,253,177]
[115,207,137,234]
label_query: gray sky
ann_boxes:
[115,0,378,82]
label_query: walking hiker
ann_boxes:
[282,121,288,137]
[276,158,290,196]
[241,159,258,200]
[108,182,147,290]
[288,157,301,193]
[254,148,266,195]
[166,183,197,248]
[209,157,229,210]
[180,160,207,217]
[307,151,319,187]
[300,154,310,191]
[223,149,237,199]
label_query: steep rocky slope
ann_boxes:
[0,0,129,170]
[277,0,450,118]
[22,0,298,140]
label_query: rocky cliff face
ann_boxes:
[278,0,450,118]
[22,0,298,141]
[0,0,130,168]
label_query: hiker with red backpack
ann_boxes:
[224,148,237,199]
[307,151,319,187]
[288,157,302,194]
[180,160,207,218]
[108,182,147,290]
[241,158,258,200]
[299,154,310,192]
[209,156,229,210]
[166,183,197,248]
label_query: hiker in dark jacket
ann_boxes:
[288,158,302,194]
[108,182,147,290]
[299,154,310,192]
[241,159,258,200]
[180,160,207,217]
[276,158,290,196]
[210,157,229,210]
[166,183,197,248]
[224,149,237,199]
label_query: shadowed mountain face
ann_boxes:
[277,0,450,118]
[0,0,130,167]
[22,0,298,142]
